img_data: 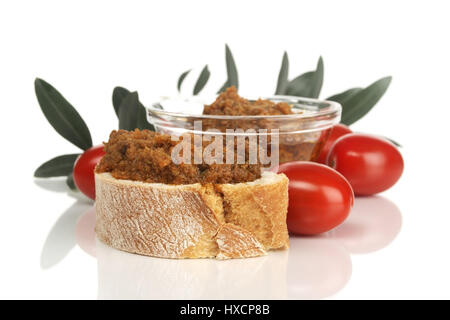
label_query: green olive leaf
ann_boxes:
[326,87,362,105]
[193,65,210,95]
[286,71,314,97]
[112,86,131,117]
[286,56,323,98]
[66,173,77,191]
[118,91,154,131]
[224,44,239,89]
[34,154,80,178]
[136,101,155,131]
[275,51,289,95]
[217,44,239,93]
[339,76,392,125]
[118,91,140,130]
[177,69,191,92]
[384,136,402,147]
[35,78,93,150]
[217,81,229,94]
[312,56,324,98]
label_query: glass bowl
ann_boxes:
[146,95,341,166]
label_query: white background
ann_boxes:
[1,0,449,299]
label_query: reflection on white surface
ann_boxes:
[287,237,352,299]
[34,178,68,193]
[330,196,402,254]
[75,208,352,299]
[75,207,96,258]
[66,195,402,299]
[40,201,92,269]
[34,178,93,202]
[37,178,94,269]
[97,240,289,299]
[95,237,352,300]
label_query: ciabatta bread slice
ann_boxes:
[95,171,289,259]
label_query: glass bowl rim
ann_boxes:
[146,95,342,121]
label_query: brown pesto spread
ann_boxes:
[203,86,293,116]
[95,129,261,185]
[97,87,327,184]
[203,86,326,163]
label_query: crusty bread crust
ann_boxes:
[95,171,289,259]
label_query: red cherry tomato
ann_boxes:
[277,162,354,235]
[327,134,404,196]
[316,124,352,164]
[73,145,106,200]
